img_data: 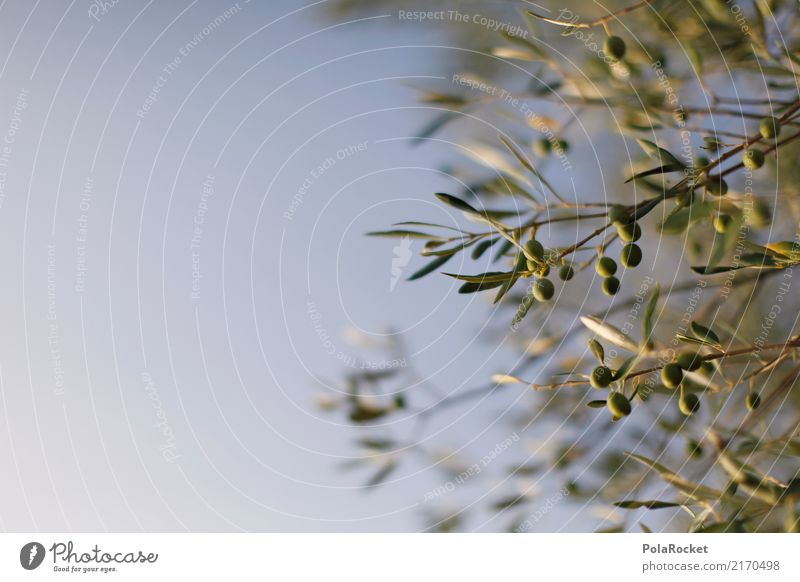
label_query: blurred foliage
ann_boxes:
[321,0,800,532]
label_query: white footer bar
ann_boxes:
[1,533,797,581]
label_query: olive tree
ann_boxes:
[322,0,800,532]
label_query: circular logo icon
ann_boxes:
[20,542,46,570]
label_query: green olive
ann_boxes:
[686,438,703,459]
[533,278,555,302]
[559,264,575,281]
[620,243,642,268]
[676,351,703,372]
[661,363,683,389]
[705,176,728,196]
[607,391,631,417]
[698,361,716,377]
[679,393,701,416]
[695,156,710,169]
[604,35,626,61]
[759,116,781,140]
[602,276,620,296]
[533,138,552,157]
[590,366,613,389]
[596,256,617,277]
[607,204,630,225]
[713,214,733,233]
[745,391,761,411]
[525,239,544,261]
[750,199,772,228]
[617,221,641,242]
[742,148,765,170]
[555,139,569,153]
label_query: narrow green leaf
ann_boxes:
[589,339,605,364]
[636,139,685,168]
[641,283,660,349]
[690,322,720,344]
[367,229,444,240]
[625,163,685,184]
[435,192,483,216]
[511,293,536,326]
[614,500,684,510]
[444,270,516,283]
[407,254,454,281]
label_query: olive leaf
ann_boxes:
[641,283,660,350]
[407,254,454,281]
[580,315,639,353]
[511,293,536,326]
[367,229,447,240]
[690,321,720,345]
[613,500,685,510]
[589,339,605,364]
[625,163,685,184]
[636,139,686,168]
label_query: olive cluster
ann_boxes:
[523,239,555,302]
[522,239,575,303]
[706,116,779,199]
[589,365,631,419]
[600,205,643,295]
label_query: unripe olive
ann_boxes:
[713,214,733,233]
[750,199,772,228]
[679,392,701,416]
[698,361,716,377]
[591,366,613,389]
[686,438,703,459]
[539,264,551,277]
[607,204,630,225]
[695,156,710,169]
[742,148,765,170]
[705,175,728,196]
[533,278,555,302]
[596,256,617,277]
[604,35,626,61]
[617,221,641,242]
[526,259,538,272]
[533,138,552,157]
[620,243,642,268]
[607,391,631,417]
[525,239,544,261]
[602,276,620,296]
[745,391,761,410]
[559,264,575,281]
[555,139,569,153]
[661,363,683,389]
[676,351,703,372]
[759,116,781,140]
